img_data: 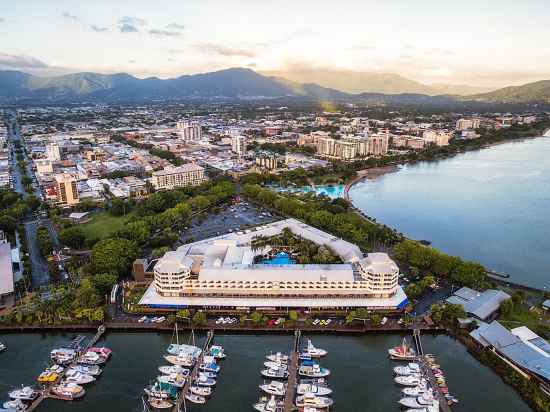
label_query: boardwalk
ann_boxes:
[171,329,214,412]
[282,330,301,412]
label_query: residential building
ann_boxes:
[231,135,247,157]
[0,236,14,306]
[151,164,206,190]
[176,121,202,141]
[55,173,79,206]
[255,153,277,170]
[46,143,61,161]
[422,130,451,146]
[456,118,481,131]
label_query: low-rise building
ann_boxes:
[55,173,79,206]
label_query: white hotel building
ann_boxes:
[139,219,408,311]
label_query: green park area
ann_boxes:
[79,211,133,241]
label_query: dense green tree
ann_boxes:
[89,238,139,278]
[91,273,118,297]
[452,261,486,288]
[59,226,86,249]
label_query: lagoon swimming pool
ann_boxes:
[261,251,296,265]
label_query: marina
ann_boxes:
[0,332,534,412]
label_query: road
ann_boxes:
[7,112,57,288]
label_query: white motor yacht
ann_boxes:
[261,366,289,380]
[259,381,286,396]
[8,386,39,401]
[399,390,436,409]
[0,342,6,353]
[195,373,216,387]
[394,375,422,386]
[3,399,27,411]
[163,352,195,367]
[394,363,421,376]
[157,373,186,388]
[300,340,327,358]
[298,363,330,378]
[190,385,212,397]
[185,393,206,404]
[158,365,190,376]
[296,393,334,409]
[68,365,101,377]
[264,361,288,370]
[297,383,332,396]
[253,395,280,412]
[266,352,289,363]
[64,370,96,385]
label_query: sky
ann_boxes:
[1,0,550,88]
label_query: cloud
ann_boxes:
[354,45,377,51]
[119,16,146,26]
[0,53,49,69]
[149,29,182,37]
[193,43,257,58]
[90,24,108,32]
[246,62,258,68]
[0,18,4,23]
[168,49,185,54]
[166,23,185,30]
[62,12,78,21]
[120,23,138,33]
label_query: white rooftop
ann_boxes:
[0,241,14,296]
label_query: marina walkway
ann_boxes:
[413,329,451,412]
[282,330,301,412]
[172,329,214,412]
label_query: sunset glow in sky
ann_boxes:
[1,0,550,87]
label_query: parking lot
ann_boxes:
[179,200,279,244]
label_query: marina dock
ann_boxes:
[412,329,451,412]
[171,329,214,412]
[282,330,300,412]
[25,325,107,411]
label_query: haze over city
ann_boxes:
[2,0,550,88]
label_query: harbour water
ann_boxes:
[0,332,532,411]
[350,136,550,289]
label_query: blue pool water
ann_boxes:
[262,251,296,265]
[275,185,345,199]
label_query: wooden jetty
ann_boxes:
[413,329,451,412]
[171,329,214,412]
[282,330,301,412]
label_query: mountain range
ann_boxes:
[0,67,549,105]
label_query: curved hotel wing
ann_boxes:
[139,218,408,310]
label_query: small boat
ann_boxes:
[144,382,177,400]
[68,365,101,377]
[264,361,288,370]
[37,370,59,383]
[8,386,38,401]
[148,397,173,409]
[190,385,212,396]
[158,365,189,376]
[166,343,202,357]
[394,363,420,376]
[253,395,281,412]
[51,382,86,400]
[195,373,216,387]
[0,342,6,353]
[298,362,330,378]
[403,383,428,397]
[299,378,328,386]
[261,366,289,380]
[394,375,423,386]
[3,399,27,411]
[77,351,106,365]
[209,345,226,359]
[300,340,327,358]
[200,356,220,373]
[64,370,96,385]
[266,352,289,363]
[297,383,332,396]
[157,373,186,388]
[295,393,334,409]
[87,347,112,359]
[185,393,206,404]
[389,338,416,361]
[163,353,195,367]
[259,380,286,396]
[50,348,77,365]
[399,390,436,409]
[200,371,217,379]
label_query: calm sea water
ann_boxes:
[350,137,550,289]
[0,332,531,412]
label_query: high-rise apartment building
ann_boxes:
[46,144,61,161]
[176,121,202,141]
[55,173,79,205]
[231,135,247,157]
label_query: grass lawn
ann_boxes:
[80,211,133,241]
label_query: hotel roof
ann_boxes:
[0,241,14,296]
[152,163,204,176]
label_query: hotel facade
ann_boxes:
[139,219,408,311]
